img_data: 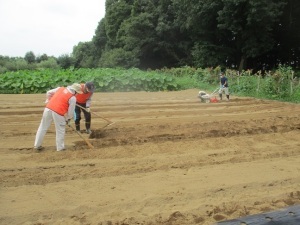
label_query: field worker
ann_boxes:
[219,72,229,101]
[74,81,95,134]
[34,83,83,151]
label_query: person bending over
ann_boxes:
[75,81,95,134]
[34,83,83,151]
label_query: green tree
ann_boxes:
[57,54,74,69]
[173,0,287,71]
[0,55,10,67]
[72,42,95,68]
[0,56,30,72]
[98,48,139,68]
[105,0,133,48]
[36,54,49,63]
[5,58,31,71]
[91,19,108,64]
[24,51,36,64]
[217,0,286,71]
[141,0,191,68]
[77,0,299,71]
[273,0,300,67]
[37,58,59,69]
[112,0,190,68]
[173,0,226,68]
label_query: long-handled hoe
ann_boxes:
[76,104,115,129]
[67,123,94,149]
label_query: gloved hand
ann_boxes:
[66,119,71,125]
[86,107,90,113]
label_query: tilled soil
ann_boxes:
[0,89,300,225]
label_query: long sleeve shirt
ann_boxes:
[45,86,76,120]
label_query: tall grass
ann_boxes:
[163,65,300,103]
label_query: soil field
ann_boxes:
[0,89,300,225]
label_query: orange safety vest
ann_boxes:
[76,83,93,104]
[46,87,74,116]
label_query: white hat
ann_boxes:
[70,83,83,94]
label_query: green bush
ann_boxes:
[0,66,298,105]
[0,68,179,93]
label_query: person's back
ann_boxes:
[34,83,82,151]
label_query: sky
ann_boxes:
[0,0,106,58]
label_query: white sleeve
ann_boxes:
[85,92,93,108]
[66,96,76,120]
[45,87,60,103]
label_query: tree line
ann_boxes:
[1,0,299,73]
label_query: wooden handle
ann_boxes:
[68,123,94,149]
[76,104,113,124]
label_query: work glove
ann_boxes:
[86,107,90,113]
[66,119,71,125]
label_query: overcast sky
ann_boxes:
[0,0,106,57]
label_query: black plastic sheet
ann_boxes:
[216,205,300,225]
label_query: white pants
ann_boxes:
[34,108,67,151]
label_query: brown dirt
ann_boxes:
[0,89,300,225]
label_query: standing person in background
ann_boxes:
[219,72,230,101]
[34,83,83,152]
[75,81,95,134]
